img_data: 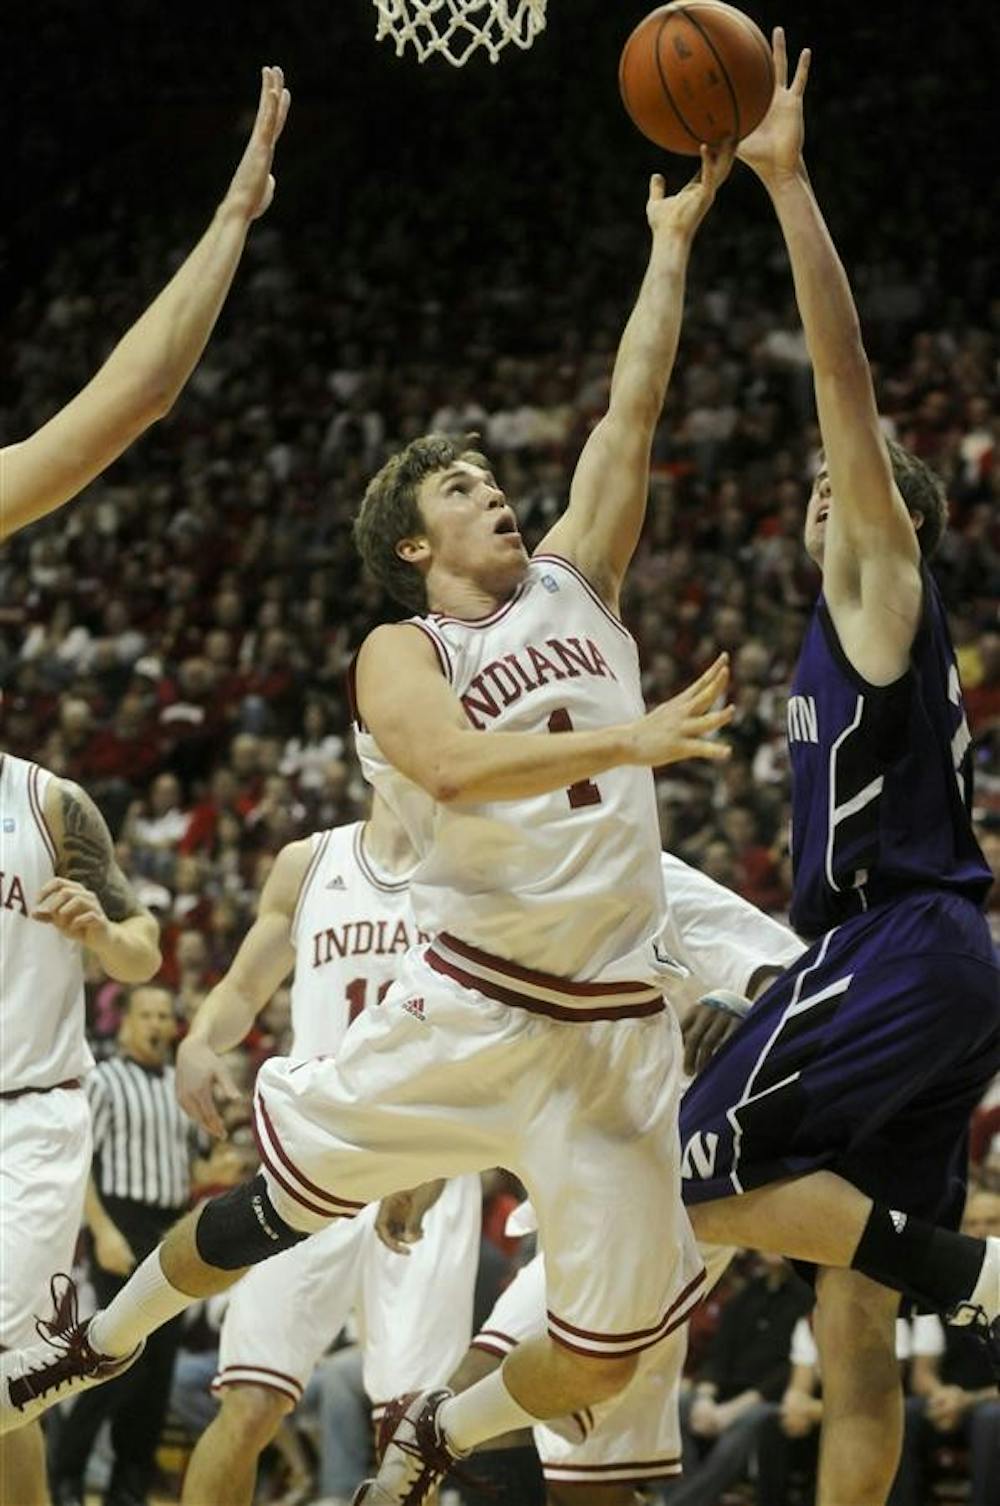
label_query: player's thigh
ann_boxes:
[215,1212,370,1407]
[254,958,535,1231]
[0,1089,90,1346]
[521,1012,703,1356]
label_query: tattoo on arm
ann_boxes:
[59,783,142,923]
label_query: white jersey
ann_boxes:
[288,821,429,1059]
[356,556,666,995]
[0,755,92,1092]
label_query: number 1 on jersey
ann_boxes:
[547,708,603,810]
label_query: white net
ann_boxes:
[373,0,547,66]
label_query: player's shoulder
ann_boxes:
[264,837,318,913]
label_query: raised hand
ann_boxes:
[630,653,733,768]
[224,65,292,222]
[737,27,811,184]
[647,138,736,242]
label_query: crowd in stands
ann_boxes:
[3,4,997,1500]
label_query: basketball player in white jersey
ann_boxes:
[450,851,804,1506]
[0,149,742,1476]
[174,797,481,1506]
[0,67,288,544]
[0,754,161,1505]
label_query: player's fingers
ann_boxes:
[676,737,732,762]
[772,26,788,88]
[791,48,811,96]
[216,1065,242,1103]
[648,172,666,203]
[683,706,735,735]
[275,86,291,140]
[194,1090,226,1139]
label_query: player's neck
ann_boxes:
[361,812,417,880]
[425,564,520,622]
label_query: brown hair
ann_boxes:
[353,434,488,611]
[885,438,948,558]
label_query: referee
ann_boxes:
[51,985,199,1506]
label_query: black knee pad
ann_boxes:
[195,1173,308,1270]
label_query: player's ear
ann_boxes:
[396,535,430,565]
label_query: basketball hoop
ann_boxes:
[373,0,547,66]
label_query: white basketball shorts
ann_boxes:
[215,1174,480,1411]
[254,947,704,1360]
[0,1086,91,1347]
[474,1242,735,1487]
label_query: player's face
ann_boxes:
[413,461,528,597]
[804,467,832,564]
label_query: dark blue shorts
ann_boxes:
[680,890,1000,1229]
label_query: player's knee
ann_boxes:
[815,1267,900,1389]
[217,1381,293,1447]
[195,1173,309,1270]
[555,1346,637,1404]
[548,1486,635,1506]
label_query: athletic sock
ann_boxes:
[850,1203,987,1316]
[439,1370,544,1455]
[88,1248,192,1357]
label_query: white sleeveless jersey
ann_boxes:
[288,822,429,1059]
[0,755,92,1091]
[356,556,667,991]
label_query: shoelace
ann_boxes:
[8,1274,99,1411]
[376,1391,493,1506]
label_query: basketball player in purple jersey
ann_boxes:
[0,67,289,544]
[677,30,1000,1506]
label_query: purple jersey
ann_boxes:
[786,564,992,940]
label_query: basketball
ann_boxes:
[619,2,775,156]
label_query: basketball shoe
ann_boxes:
[351,1388,464,1505]
[0,1275,143,1435]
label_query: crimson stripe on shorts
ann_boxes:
[436,932,657,999]
[548,1267,706,1344]
[547,1268,707,1358]
[426,949,664,1023]
[532,553,631,639]
[214,1363,304,1400]
[542,1458,683,1481]
[252,1113,340,1222]
[255,1093,365,1211]
[27,764,58,868]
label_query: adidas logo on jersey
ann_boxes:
[326,875,346,890]
[541,574,559,593]
[402,996,427,1022]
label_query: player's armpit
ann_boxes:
[48,778,145,923]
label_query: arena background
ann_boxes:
[1,2,997,1501]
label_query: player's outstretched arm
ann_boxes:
[176,838,308,1137]
[34,779,161,982]
[357,625,732,805]
[739,30,921,673]
[0,66,290,544]
[537,145,733,612]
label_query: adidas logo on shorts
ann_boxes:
[326,875,346,890]
[402,996,426,1022]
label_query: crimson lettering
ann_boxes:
[460,635,618,728]
[1,871,28,916]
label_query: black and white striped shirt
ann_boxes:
[87,1056,195,1210]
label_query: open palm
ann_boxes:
[737,27,811,182]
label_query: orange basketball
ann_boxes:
[619,2,774,156]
